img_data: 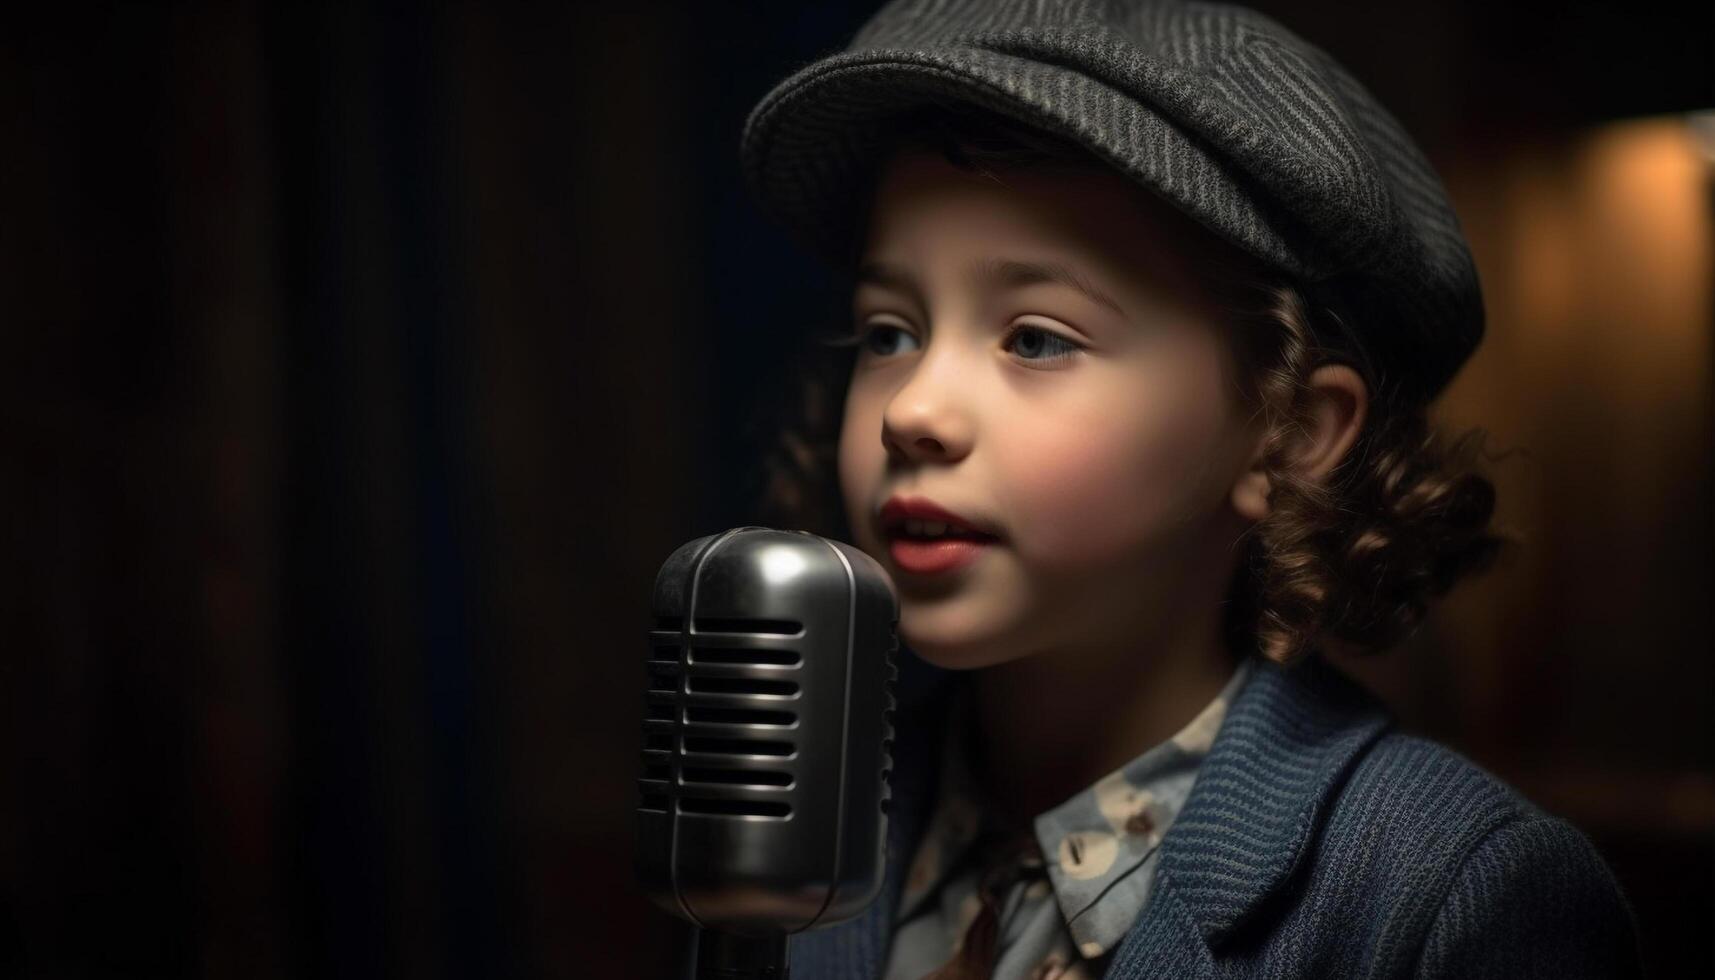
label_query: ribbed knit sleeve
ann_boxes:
[1412,815,1643,979]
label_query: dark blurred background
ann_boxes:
[1,1,1710,977]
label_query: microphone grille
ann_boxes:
[640,614,808,819]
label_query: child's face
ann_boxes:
[839,150,1265,670]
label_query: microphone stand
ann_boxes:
[695,929,789,980]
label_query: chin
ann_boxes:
[898,614,1019,672]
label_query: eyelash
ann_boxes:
[849,319,1084,365]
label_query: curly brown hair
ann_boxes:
[753,102,1516,666]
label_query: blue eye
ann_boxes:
[1005,323,1082,364]
[850,319,1081,364]
[860,321,920,357]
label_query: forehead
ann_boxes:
[860,149,1222,304]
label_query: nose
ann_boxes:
[880,347,975,465]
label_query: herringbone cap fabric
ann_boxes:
[741,0,1485,405]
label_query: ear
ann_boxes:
[1231,364,1369,522]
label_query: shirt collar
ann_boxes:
[786,652,1399,980]
[895,656,1257,957]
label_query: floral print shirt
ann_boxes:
[881,657,1256,980]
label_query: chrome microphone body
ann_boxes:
[636,528,900,977]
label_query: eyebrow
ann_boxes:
[854,257,1127,318]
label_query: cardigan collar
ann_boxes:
[783,650,1394,976]
[1141,652,1394,946]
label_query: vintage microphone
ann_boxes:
[635,527,901,979]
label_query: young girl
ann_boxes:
[736,2,1642,977]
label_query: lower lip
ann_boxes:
[887,536,996,575]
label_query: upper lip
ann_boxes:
[879,495,1000,539]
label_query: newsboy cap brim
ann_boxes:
[740,1,1485,406]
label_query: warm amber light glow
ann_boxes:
[1685,110,1715,163]
[1348,115,1713,780]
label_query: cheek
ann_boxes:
[837,384,885,549]
[999,370,1228,570]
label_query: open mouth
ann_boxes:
[885,523,998,574]
[877,496,1001,574]
[887,519,998,543]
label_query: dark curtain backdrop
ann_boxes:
[1,2,1709,978]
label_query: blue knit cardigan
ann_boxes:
[782,653,1643,978]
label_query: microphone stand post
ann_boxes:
[695,928,789,980]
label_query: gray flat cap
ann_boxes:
[741,0,1484,406]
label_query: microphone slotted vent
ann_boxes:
[690,617,802,635]
[638,616,803,820]
[691,648,801,666]
[682,736,794,756]
[687,676,800,696]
